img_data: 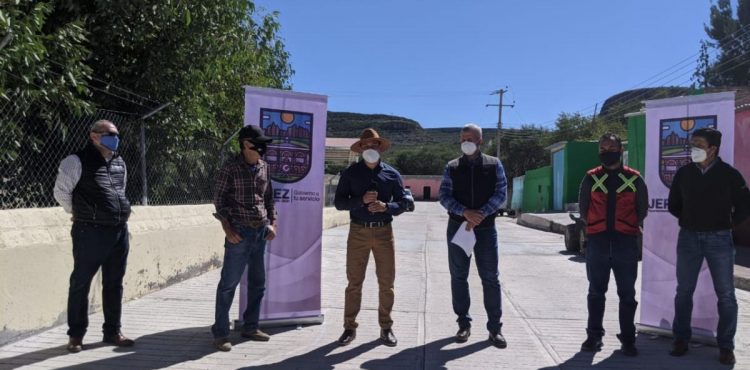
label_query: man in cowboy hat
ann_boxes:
[334,128,411,347]
[211,125,277,352]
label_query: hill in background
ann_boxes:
[327,111,497,146]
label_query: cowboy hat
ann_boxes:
[350,128,391,153]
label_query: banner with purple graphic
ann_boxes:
[639,92,735,340]
[240,87,327,324]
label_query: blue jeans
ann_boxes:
[673,228,737,350]
[67,222,130,338]
[585,232,639,343]
[446,219,502,333]
[211,225,268,339]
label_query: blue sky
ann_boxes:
[255,1,719,129]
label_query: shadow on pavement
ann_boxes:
[536,334,736,370]
[0,325,301,370]
[239,339,381,369]
[558,250,586,263]
[239,337,490,370]
[362,337,491,370]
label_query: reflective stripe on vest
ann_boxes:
[616,173,637,193]
[591,173,608,193]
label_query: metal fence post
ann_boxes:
[140,119,148,205]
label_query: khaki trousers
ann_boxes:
[343,223,395,330]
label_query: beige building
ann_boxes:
[325,138,359,168]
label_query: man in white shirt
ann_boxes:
[53,120,134,353]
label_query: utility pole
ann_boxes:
[486,87,514,159]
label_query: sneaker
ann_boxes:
[213,337,232,352]
[719,348,736,365]
[240,329,270,342]
[581,337,603,352]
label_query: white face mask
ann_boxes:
[461,141,477,156]
[690,147,707,163]
[362,149,380,163]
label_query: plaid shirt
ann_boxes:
[213,155,276,226]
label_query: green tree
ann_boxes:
[490,125,551,182]
[0,1,93,157]
[53,0,293,139]
[696,0,750,86]
[389,145,457,175]
[0,1,94,207]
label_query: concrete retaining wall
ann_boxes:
[0,205,350,345]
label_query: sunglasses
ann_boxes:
[93,131,120,137]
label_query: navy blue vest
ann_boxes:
[446,153,499,228]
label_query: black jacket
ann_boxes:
[668,158,750,232]
[72,144,131,225]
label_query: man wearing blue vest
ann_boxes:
[578,133,648,357]
[439,123,508,348]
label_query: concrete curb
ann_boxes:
[516,213,554,233]
[516,213,567,235]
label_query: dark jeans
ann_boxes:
[446,219,502,333]
[585,232,639,344]
[67,222,130,338]
[673,228,737,350]
[212,225,268,339]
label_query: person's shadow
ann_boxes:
[239,339,381,369]
[238,337,490,369]
[0,326,297,370]
[361,337,490,370]
[536,335,736,370]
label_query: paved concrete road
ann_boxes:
[1,202,748,369]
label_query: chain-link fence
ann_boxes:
[0,92,227,210]
[324,174,339,207]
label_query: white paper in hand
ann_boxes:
[451,221,476,257]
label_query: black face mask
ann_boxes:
[599,151,621,167]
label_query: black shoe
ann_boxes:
[380,329,397,347]
[581,337,603,352]
[719,348,736,365]
[102,333,135,347]
[670,340,688,357]
[455,327,471,343]
[67,337,83,353]
[620,342,638,357]
[488,331,507,348]
[337,329,356,346]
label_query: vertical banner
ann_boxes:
[240,86,327,324]
[639,92,735,340]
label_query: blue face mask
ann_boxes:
[100,135,120,152]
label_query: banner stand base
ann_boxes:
[234,314,325,330]
[636,323,718,347]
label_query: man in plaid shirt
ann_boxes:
[211,125,277,352]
